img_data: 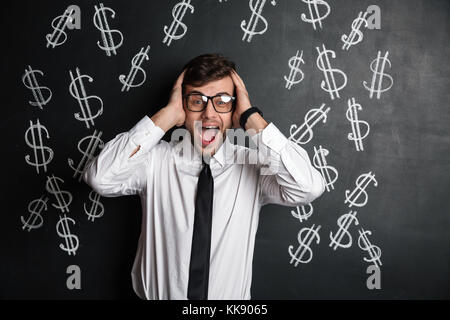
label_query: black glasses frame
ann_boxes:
[184,93,236,113]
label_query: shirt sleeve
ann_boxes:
[83,115,165,197]
[250,122,326,207]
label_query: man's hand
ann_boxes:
[166,69,187,127]
[230,70,252,129]
[131,70,187,158]
[150,69,186,132]
[230,70,268,132]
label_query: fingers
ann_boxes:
[230,70,239,86]
[174,69,186,88]
[168,70,186,107]
[230,70,246,90]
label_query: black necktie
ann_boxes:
[187,159,214,300]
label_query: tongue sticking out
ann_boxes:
[202,128,219,142]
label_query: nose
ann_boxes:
[202,98,217,118]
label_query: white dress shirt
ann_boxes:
[83,115,325,300]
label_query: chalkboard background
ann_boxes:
[1,0,449,299]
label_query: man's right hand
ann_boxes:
[166,69,186,127]
[150,69,187,132]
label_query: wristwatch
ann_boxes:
[239,107,263,129]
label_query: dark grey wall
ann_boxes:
[1,0,449,299]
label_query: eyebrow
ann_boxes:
[188,90,232,96]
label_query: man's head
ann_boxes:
[181,53,236,157]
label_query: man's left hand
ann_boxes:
[230,70,252,129]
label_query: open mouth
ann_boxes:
[200,126,220,146]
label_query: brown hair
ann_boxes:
[181,53,236,95]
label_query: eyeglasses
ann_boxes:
[184,93,236,113]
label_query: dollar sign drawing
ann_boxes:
[300,0,330,30]
[344,171,378,208]
[284,50,305,90]
[363,51,393,99]
[291,203,313,223]
[329,211,359,250]
[288,224,321,267]
[288,103,330,145]
[358,228,382,268]
[22,66,52,109]
[341,11,368,50]
[316,44,348,100]
[312,145,338,192]
[241,0,276,43]
[93,3,124,56]
[45,174,73,213]
[69,67,104,129]
[346,97,370,152]
[24,119,54,174]
[56,214,79,256]
[119,45,150,92]
[84,190,105,222]
[163,0,195,47]
[21,196,48,232]
[45,7,75,48]
[68,130,104,181]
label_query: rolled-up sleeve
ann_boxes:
[83,116,165,197]
[251,122,326,207]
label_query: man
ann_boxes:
[83,53,325,300]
